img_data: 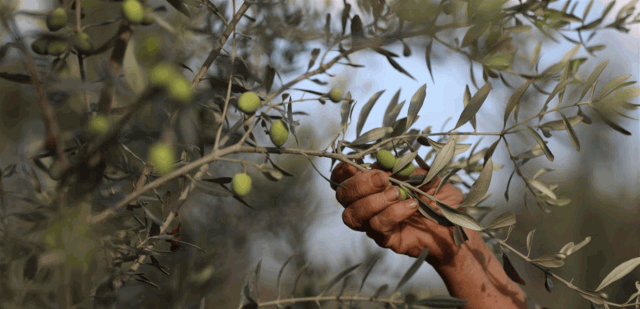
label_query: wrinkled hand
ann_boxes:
[330,161,466,266]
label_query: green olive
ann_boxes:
[269,120,289,147]
[232,173,252,197]
[46,8,68,31]
[328,87,342,103]
[376,149,397,170]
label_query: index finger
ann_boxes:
[330,161,360,191]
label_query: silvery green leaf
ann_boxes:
[504,80,532,126]
[358,252,381,294]
[530,41,541,70]
[461,158,493,207]
[540,115,583,131]
[579,60,609,101]
[560,114,581,151]
[533,168,555,180]
[348,127,393,145]
[454,82,492,130]
[356,90,385,137]
[559,236,591,256]
[371,283,388,299]
[592,107,632,135]
[526,229,536,258]
[393,248,429,294]
[543,78,578,111]
[462,85,475,130]
[425,40,435,83]
[383,89,401,127]
[437,201,483,231]
[383,100,405,129]
[427,138,471,155]
[407,84,426,132]
[596,74,632,100]
[595,257,640,292]
[531,254,565,268]
[319,263,361,296]
[546,198,571,206]
[485,210,516,230]
[422,137,457,186]
[435,167,461,195]
[526,126,554,161]
[528,179,557,200]
[392,151,417,174]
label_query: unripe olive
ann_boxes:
[46,8,68,31]
[122,0,144,24]
[87,114,109,134]
[47,40,68,56]
[168,75,193,103]
[232,173,252,197]
[269,120,288,147]
[148,62,176,87]
[73,32,93,54]
[148,143,175,175]
[376,149,397,170]
[329,87,342,103]
[237,91,260,114]
[137,35,163,64]
[395,162,416,177]
[31,37,49,55]
[396,186,410,200]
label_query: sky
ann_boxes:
[12,0,640,300]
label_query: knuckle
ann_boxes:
[342,210,360,230]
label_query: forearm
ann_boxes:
[430,230,527,309]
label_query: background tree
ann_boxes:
[0,0,638,308]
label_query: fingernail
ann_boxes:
[385,187,400,201]
[407,201,418,209]
[372,173,386,188]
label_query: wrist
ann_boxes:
[428,229,527,309]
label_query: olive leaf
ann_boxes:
[560,113,581,151]
[531,254,565,268]
[528,179,557,200]
[422,137,457,186]
[504,80,532,126]
[437,201,483,231]
[540,115,583,131]
[485,210,516,230]
[579,60,609,101]
[348,127,393,146]
[407,84,426,133]
[425,40,435,83]
[392,248,429,294]
[383,89,402,127]
[426,138,471,155]
[526,126,554,161]
[596,74,632,100]
[454,82,492,130]
[559,236,591,257]
[392,151,417,174]
[526,229,536,258]
[318,263,361,297]
[461,158,493,208]
[356,90,385,137]
[462,85,476,130]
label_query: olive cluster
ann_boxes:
[32,1,154,58]
[375,149,416,201]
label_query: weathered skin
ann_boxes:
[330,161,527,309]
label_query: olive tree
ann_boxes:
[0,0,639,308]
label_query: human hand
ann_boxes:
[330,160,467,266]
